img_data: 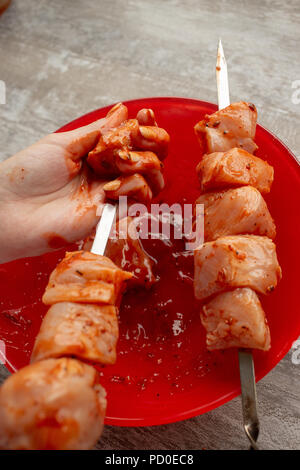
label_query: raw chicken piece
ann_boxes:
[89,119,140,172]
[0,358,106,450]
[196,148,274,194]
[31,303,118,364]
[201,288,271,351]
[88,118,169,169]
[194,102,258,155]
[88,116,170,168]
[87,111,169,200]
[42,251,132,306]
[105,216,156,289]
[194,235,282,300]
[86,108,169,203]
[195,186,276,241]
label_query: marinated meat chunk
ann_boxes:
[88,118,169,167]
[195,186,276,241]
[0,358,106,450]
[201,288,271,351]
[194,235,282,300]
[196,148,273,194]
[42,251,132,305]
[31,303,119,364]
[105,216,156,289]
[194,102,258,155]
[87,111,169,203]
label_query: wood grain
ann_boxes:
[0,0,299,450]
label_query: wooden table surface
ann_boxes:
[0,0,299,450]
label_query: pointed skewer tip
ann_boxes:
[216,39,230,110]
[217,39,226,66]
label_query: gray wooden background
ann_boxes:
[0,0,299,450]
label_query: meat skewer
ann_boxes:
[193,40,282,449]
[0,252,133,450]
[215,41,259,449]
[0,106,169,449]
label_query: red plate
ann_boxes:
[0,97,299,426]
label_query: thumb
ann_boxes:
[52,102,128,161]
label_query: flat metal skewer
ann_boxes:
[90,203,116,256]
[216,39,260,450]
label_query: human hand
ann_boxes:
[0,103,169,263]
[88,107,169,203]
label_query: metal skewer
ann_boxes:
[90,203,116,256]
[216,39,260,451]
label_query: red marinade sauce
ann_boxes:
[44,233,69,250]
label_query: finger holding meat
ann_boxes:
[88,117,169,168]
[136,108,157,126]
[104,102,128,127]
[197,148,274,194]
[194,235,282,301]
[195,186,276,242]
[117,150,165,195]
[117,150,163,174]
[48,102,129,179]
[135,108,170,159]
[31,303,119,365]
[133,126,170,160]
[144,168,165,195]
[114,156,165,196]
[42,251,132,306]
[88,119,140,176]
[201,288,270,351]
[194,101,258,155]
[0,358,106,450]
[102,150,165,195]
[103,174,153,204]
[87,113,170,180]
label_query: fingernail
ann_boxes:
[118,150,130,160]
[106,102,123,117]
[148,109,155,119]
[103,180,122,191]
[139,126,156,140]
[128,151,140,162]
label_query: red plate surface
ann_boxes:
[0,97,299,426]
